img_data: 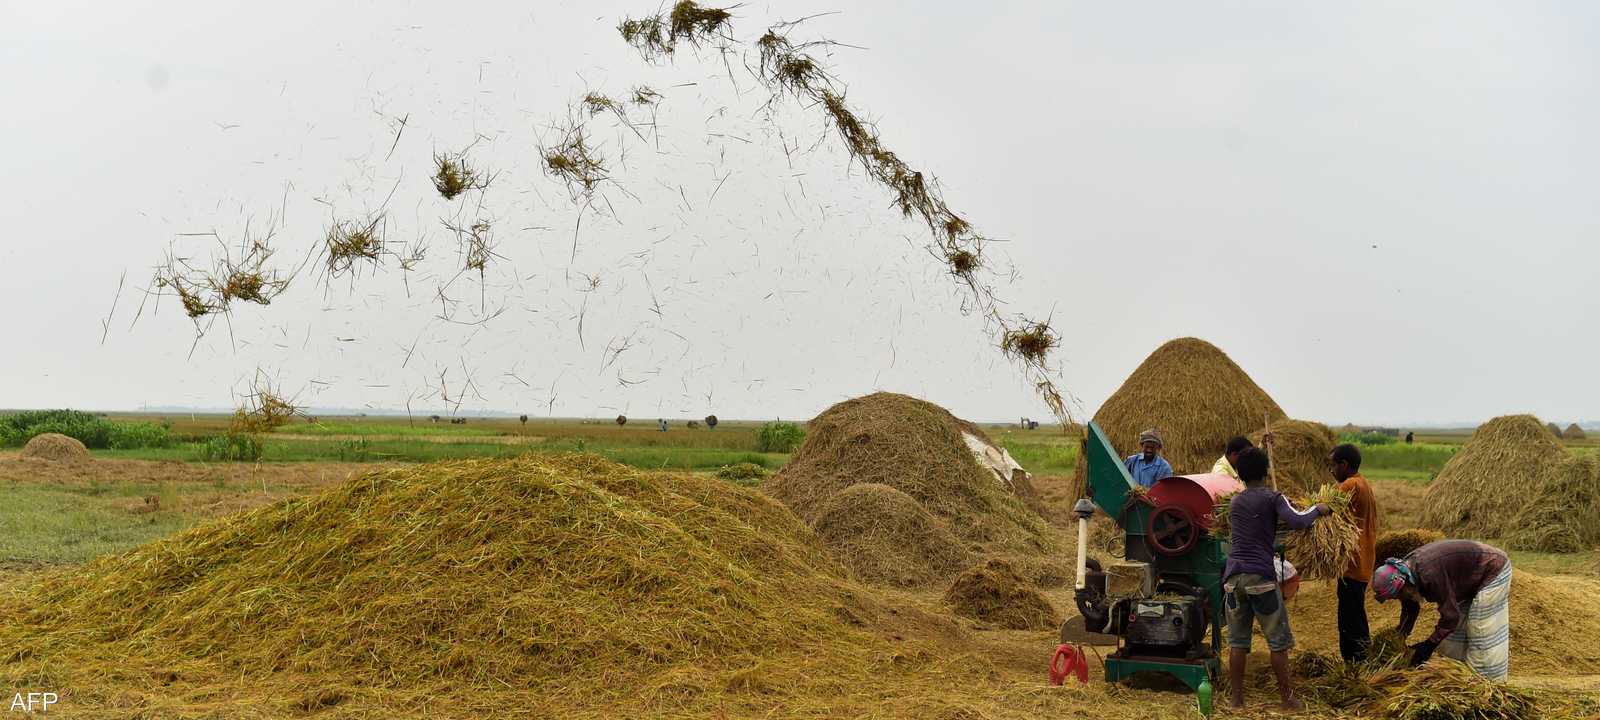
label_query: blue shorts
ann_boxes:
[1224,573,1295,652]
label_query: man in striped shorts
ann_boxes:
[1371,539,1512,680]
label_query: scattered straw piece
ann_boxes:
[431,151,487,201]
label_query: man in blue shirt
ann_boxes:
[1123,428,1173,488]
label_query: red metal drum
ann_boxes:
[1150,473,1244,529]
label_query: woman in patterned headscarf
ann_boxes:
[1372,539,1512,681]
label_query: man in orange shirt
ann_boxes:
[1330,443,1378,662]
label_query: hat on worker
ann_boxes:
[1138,428,1164,448]
[1371,558,1413,602]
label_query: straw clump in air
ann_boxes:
[18,433,89,462]
[1419,414,1568,539]
[943,558,1056,630]
[1076,337,1285,497]
[1504,454,1600,553]
[1249,419,1337,496]
[431,151,488,201]
[619,1,733,61]
[811,483,971,588]
[764,393,1057,585]
[0,454,872,712]
[1373,528,1443,566]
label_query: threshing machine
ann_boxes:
[1066,421,1243,715]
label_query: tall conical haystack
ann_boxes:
[1547,422,1564,438]
[1074,338,1285,497]
[1419,415,1568,538]
[18,433,89,461]
[764,392,1054,585]
[1505,455,1600,553]
[1565,423,1588,440]
[1249,419,1337,495]
[0,454,868,708]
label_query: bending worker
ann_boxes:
[1371,539,1512,681]
[1123,428,1172,488]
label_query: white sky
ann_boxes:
[1,1,1596,426]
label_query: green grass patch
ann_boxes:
[1355,443,1457,475]
[0,484,198,564]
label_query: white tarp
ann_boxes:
[962,431,1027,489]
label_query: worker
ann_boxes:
[1122,428,1172,488]
[1405,431,1415,444]
[1224,448,1332,711]
[1210,436,1252,479]
[1330,443,1378,663]
[1372,540,1512,681]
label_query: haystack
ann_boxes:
[1565,423,1588,440]
[812,483,970,588]
[943,559,1055,630]
[1074,338,1285,496]
[1547,422,1564,438]
[1504,455,1600,553]
[764,392,1054,584]
[1373,528,1443,566]
[1249,419,1336,495]
[1419,414,1567,538]
[0,454,864,699]
[18,433,89,461]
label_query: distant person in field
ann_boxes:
[1372,539,1511,681]
[1330,443,1378,663]
[1123,428,1172,488]
[1405,431,1414,444]
[1224,448,1332,711]
[1211,435,1253,479]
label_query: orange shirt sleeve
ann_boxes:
[1339,475,1379,582]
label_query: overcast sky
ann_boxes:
[2,1,1595,426]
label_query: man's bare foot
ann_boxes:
[1279,696,1304,711]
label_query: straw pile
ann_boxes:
[1284,485,1361,580]
[1249,419,1336,495]
[765,392,1055,586]
[1565,423,1588,440]
[1075,338,1285,497]
[1546,422,1564,438]
[1365,659,1543,719]
[1374,528,1444,566]
[18,433,89,461]
[1419,415,1567,539]
[812,484,971,588]
[943,559,1056,630]
[1504,455,1600,553]
[0,454,869,704]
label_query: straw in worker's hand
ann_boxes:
[1285,485,1360,580]
[1209,492,1235,538]
[1365,658,1542,720]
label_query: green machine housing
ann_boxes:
[1068,422,1242,713]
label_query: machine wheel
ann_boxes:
[1146,505,1200,556]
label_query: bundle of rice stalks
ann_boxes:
[1209,492,1235,538]
[1284,485,1360,581]
[764,392,1056,584]
[1565,423,1588,440]
[324,216,386,278]
[1374,528,1444,566]
[1365,659,1543,720]
[431,151,488,201]
[1249,419,1337,495]
[1420,415,1568,538]
[943,558,1056,630]
[1074,338,1285,498]
[1365,626,1410,672]
[0,455,866,710]
[811,483,970,588]
[1296,651,1378,709]
[18,433,90,462]
[1504,454,1600,553]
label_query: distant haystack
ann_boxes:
[1420,415,1567,538]
[19,433,89,462]
[1250,419,1337,495]
[1565,424,1588,441]
[1547,422,1564,438]
[1075,338,1285,497]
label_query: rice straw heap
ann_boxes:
[1565,423,1588,440]
[1284,485,1360,581]
[1075,338,1285,498]
[1364,659,1543,719]
[1420,414,1567,539]
[1547,421,1564,438]
[811,483,971,588]
[18,433,90,462]
[943,558,1056,630]
[1249,419,1337,495]
[1373,528,1444,566]
[1504,454,1600,553]
[764,393,1056,586]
